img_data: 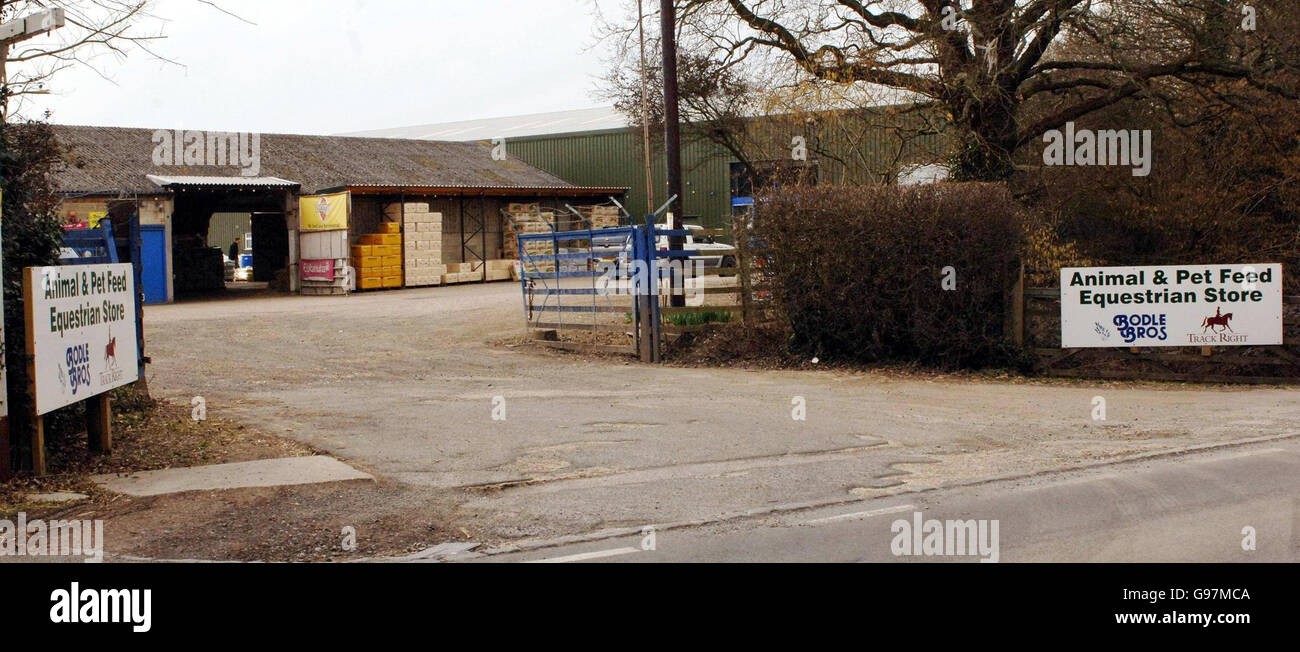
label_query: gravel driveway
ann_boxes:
[141,283,1300,542]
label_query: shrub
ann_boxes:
[1016,86,1300,293]
[2,121,70,473]
[752,183,1026,369]
[667,310,732,327]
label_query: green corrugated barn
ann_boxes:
[346,106,950,231]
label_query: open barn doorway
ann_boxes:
[160,179,297,300]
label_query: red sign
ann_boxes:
[301,259,335,281]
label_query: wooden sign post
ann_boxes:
[86,393,111,454]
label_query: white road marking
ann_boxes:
[524,546,642,563]
[801,503,917,526]
[1185,447,1284,463]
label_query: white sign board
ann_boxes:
[1061,264,1284,348]
[24,264,139,415]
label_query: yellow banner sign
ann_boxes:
[299,192,349,231]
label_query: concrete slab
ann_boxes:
[380,542,482,562]
[27,492,89,503]
[92,456,373,497]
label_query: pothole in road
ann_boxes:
[491,440,637,477]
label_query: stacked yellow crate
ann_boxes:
[350,243,382,291]
[355,223,403,290]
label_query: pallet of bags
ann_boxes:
[398,203,445,288]
[485,259,514,282]
[503,211,553,260]
[437,262,477,285]
[572,204,621,230]
[405,263,447,287]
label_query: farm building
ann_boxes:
[50,125,626,303]
[346,106,950,230]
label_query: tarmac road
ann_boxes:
[476,436,1300,563]
[145,283,1300,545]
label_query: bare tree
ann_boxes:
[0,0,246,121]
[596,0,947,188]
[666,0,1298,181]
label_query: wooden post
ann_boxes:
[735,213,754,324]
[636,217,660,363]
[31,413,46,477]
[0,417,10,482]
[86,394,112,454]
[1010,262,1026,347]
[22,269,46,475]
[638,293,655,362]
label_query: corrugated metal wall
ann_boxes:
[508,129,732,230]
[507,117,950,232]
[207,212,251,254]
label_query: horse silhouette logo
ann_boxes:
[1201,307,1234,333]
[105,334,118,368]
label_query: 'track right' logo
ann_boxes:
[1188,306,1248,344]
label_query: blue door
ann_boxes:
[140,225,169,304]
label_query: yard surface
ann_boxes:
[71,282,1300,560]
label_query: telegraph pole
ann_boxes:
[637,0,655,216]
[0,7,66,480]
[659,0,685,308]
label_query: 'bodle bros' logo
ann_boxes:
[64,343,91,395]
[1112,313,1168,343]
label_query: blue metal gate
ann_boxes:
[516,201,749,362]
[61,215,147,380]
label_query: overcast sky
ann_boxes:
[18,0,625,135]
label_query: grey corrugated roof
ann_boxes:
[52,124,583,195]
[146,175,300,187]
[340,107,629,141]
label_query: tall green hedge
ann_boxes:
[753,183,1026,369]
